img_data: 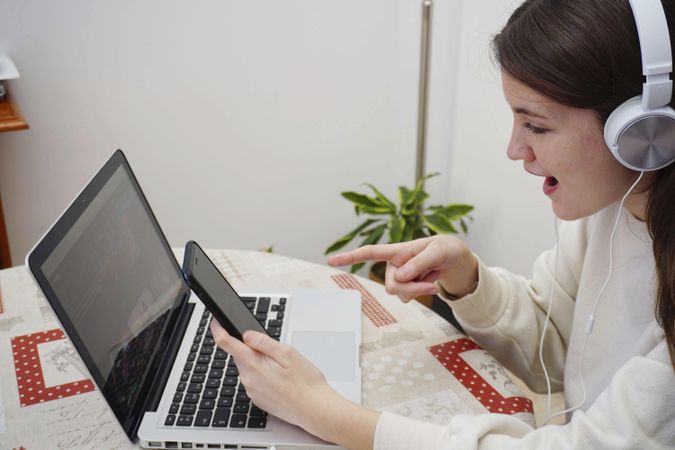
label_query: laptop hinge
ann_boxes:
[143,300,195,413]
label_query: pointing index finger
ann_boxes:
[327,244,401,267]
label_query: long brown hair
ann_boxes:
[492,0,675,369]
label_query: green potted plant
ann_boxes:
[325,173,474,284]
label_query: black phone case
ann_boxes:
[181,241,267,341]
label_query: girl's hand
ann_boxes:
[210,320,380,449]
[327,235,478,302]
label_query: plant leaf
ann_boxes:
[431,204,474,220]
[388,216,405,243]
[424,214,458,234]
[341,192,380,208]
[349,224,386,272]
[460,218,468,234]
[325,218,380,254]
[398,185,415,210]
[365,184,397,213]
[350,262,366,273]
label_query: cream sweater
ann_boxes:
[374,204,675,449]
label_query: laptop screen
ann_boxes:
[27,151,188,438]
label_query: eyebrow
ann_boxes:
[512,107,548,119]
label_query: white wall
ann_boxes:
[0,0,553,277]
[442,0,555,274]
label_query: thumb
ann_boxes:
[243,330,292,367]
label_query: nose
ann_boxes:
[506,124,535,162]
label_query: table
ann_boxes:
[0,250,534,449]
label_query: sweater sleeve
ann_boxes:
[374,337,675,449]
[441,218,589,393]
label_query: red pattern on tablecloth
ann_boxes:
[332,273,397,327]
[11,328,95,407]
[429,338,533,414]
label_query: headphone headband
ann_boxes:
[629,0,673,108]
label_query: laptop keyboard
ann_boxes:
[164,296,286,430]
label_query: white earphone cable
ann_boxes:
[541,171,645,426]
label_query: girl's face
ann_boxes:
[501,73,651,220]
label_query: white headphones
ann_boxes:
[604,0,675,171]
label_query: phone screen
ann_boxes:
[183,242,267,339]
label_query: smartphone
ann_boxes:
[182,240,268,340]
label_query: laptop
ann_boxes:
[25,150,362,449]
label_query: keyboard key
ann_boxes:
[267,319,283,328]
[203,337,215,346]
[278,304,286,312]
[212,408,231,427]
[225,367,239,377]
[184,393,199,404]
[173,392,183,403]
[276,312,284,320]
[206,379,220,389]
[177,415,194,426]
[279,298,287,305]
[209,369,223,379]
[184,362,193,371]
[169,403,179,414]
[247,417,267,429]
[176,382,186,392]
[191,344,200,353]
[271,305,279,312]
[187,352,196,362]
[236,391,250,403]
[197,326,205,335]
[180,404,196,415]
[256,298,271,313]
[255,312,267,321]
[223,376,238,386]
[203,388,218,399]
[214,350,228,360]
[241,296,256,302]
[217,397,233,408]
[187,383,203,394]
[233,402,249,414]
[200,398,215,410]
[220,386,236,397]
[230,414,247,428]
[199,346,214,355]
[194,364,208,373]
[227,358,237,367]
[211,359,226,369]
[250,405,267,417]
[268,327,281,338]
[197,355,211,364]
[194,410,212,427]
[191,373,206,383]
[193,335,202,344]
[165,414,176,426]
[200,318,208,327]
[180,371,190,382]
[202,311,211,319]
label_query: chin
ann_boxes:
[551,203,596,221]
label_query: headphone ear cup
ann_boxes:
[604,96,675,171]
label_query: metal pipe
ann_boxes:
[415,0,433,187]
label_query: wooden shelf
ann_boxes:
[0,89,28,268]
[0,93,28,132]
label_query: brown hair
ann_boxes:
[492,0,675,369]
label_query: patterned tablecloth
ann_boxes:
[0,250,534,449]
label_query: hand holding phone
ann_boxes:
[182,241,268,340]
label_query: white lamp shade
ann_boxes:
[0,54,19,81]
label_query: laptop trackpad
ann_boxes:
[292,331,355,382]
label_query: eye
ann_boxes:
[523,122,548,135]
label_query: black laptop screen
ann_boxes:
[31,152,186,436]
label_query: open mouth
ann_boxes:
[545,176,559,187]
